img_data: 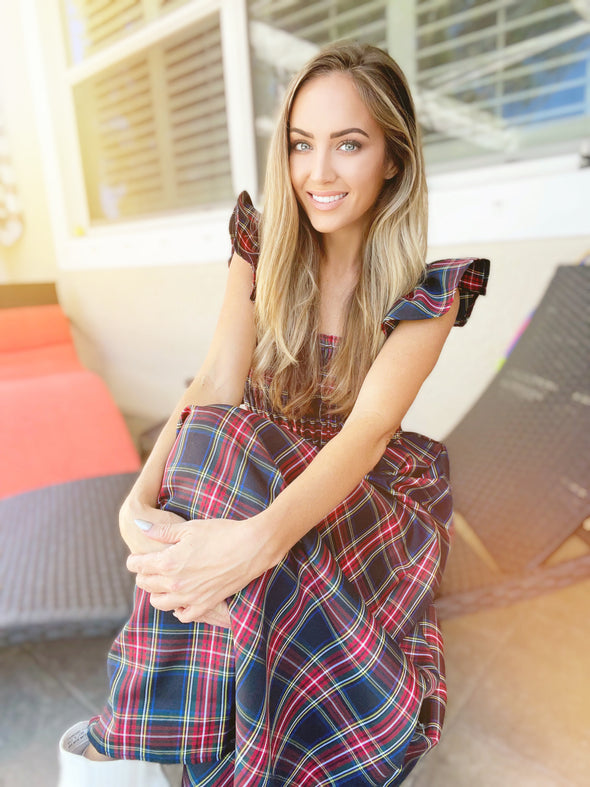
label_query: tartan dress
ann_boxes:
[88,193,489,786]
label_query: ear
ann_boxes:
[384,157,398,180]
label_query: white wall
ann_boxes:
[0,1,57,282]
[402,154,590,438]
[55,261,226,444]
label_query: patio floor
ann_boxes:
[1,578,588,786]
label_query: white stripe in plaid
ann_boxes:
[89,406,452,785]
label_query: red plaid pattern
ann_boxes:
[382,258,490,333]
[90,405,453,786]
[87,194,489,785]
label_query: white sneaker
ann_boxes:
[58,721,172,786]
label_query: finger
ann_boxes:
[149,591,192,612]
[174,602,231,627]
[127,551,167,575]
[134,572,178,595]
[174,605,230,627]
[173,605,199,623]
[135,519,190,545]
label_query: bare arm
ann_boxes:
[251,291,461,567]
[128,293,460,620]
[120,253,256,555]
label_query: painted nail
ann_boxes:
[135,518,153,531]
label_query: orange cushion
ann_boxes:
[0,304,72,352]
[0,369,141,498]
[0,344,81,379]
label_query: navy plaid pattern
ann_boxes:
[88,194,489,785]
[90,406,453,785]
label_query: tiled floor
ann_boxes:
[407,578,590,787]
[1,579,588,786]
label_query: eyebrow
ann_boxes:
[289,126,370,139]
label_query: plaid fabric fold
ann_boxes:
[382,258,490,333]
[228,191,259,300]
[89,405,452,786]
[87,193,489,784]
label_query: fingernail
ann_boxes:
[135,518,153,531]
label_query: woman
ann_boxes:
[59,42,489,786]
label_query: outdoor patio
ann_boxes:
[1,577,588,786]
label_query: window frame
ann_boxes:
[17,0,590,265]
[22,0,257,270]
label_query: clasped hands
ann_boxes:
[124,511,268,627]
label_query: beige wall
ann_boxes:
[0,248,8,283]
[55,232,589,448]
[0,0,57,283]
[57,261,227,444]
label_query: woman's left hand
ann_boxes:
[126,516,273,623]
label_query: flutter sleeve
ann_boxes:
[228,190,261,300]
[382,257,490,337]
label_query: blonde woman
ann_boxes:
[59,42,489,786]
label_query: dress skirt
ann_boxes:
[88,404,453,786]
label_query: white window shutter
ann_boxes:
[67,5,232,221]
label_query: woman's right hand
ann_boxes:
[119,494,187,555]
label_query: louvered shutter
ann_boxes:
[248,0,589,169]
[417,0,590,151]
[166,22,232,207]
[248,0,387,49]
[63,0,145,63]
[63,1,232,222]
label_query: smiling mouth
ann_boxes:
[309,192,347,204]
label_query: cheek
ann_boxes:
[288,157,300,189]
[357,166,386,203]
[290,154,308,183]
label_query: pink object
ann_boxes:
[0,304,140,498]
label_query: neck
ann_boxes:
[321,230,363,273]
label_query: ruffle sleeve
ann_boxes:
[228,191,260,300]
[382,257,490,336]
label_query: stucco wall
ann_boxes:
[57,261,227,443]
[405,233,589,439]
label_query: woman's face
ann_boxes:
[288,72,395,245]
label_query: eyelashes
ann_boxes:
[290,140,311,152]
[339,140,360,152]
[289,139,362,153]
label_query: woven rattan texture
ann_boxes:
[437,553,590,619]
[444,264,590,575]
[0,473,138,645]
[437,265,590,617]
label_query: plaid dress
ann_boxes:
[89,193,489,786]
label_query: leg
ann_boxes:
[83,741,113,761]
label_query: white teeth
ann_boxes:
[311,193,346,204]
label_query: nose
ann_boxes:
[310,147,335,183]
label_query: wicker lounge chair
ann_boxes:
[437,263,590,618]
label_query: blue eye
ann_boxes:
[291,140,311,152]
[340,140,359,152]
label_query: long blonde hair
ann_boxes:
[252,42,428,417]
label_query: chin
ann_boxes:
[306,211,347,235]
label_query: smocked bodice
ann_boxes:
[243,334,344,449]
